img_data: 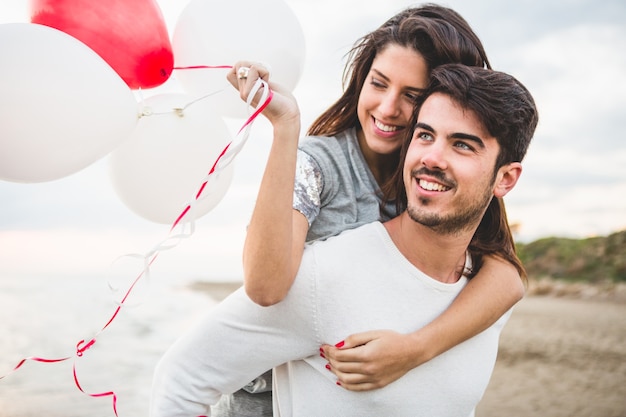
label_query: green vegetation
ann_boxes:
[516,229,626,283]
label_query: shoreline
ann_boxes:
[187,280,243,302]
[524,277,626,304]
[188,277,626,304]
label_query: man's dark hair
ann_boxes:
[386,64,539,281]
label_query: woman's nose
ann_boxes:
[378,92,402,118]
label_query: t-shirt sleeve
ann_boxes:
[293,149,323,226]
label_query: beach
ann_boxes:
[476,290,626,417]
[1,278,625,416]
[0,276,216,417]
[193,281,626,417]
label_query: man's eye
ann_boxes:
[417,132,433,141]
[455,142,473,151]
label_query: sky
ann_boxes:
[1,0,625,283]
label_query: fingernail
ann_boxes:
[336,381,342,386]
[325,364,331,370]
[335,340,345,348]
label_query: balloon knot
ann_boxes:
[140,106,154,118]
[76,339,96,357]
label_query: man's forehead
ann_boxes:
[417,94,480,129]
[415,93,498,148]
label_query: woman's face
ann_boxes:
[357,44,429,158]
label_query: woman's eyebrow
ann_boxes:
[371,68,427,94]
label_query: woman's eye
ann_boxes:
[405,92,420,102]
[370,78,386,88]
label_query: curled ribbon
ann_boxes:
[1,65,273,417]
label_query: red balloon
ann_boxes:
[30,0,173,89]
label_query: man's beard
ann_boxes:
[406,183,494,235]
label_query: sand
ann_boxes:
[476,292,626,417]
[191,280,626,417]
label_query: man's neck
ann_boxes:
[383,213,474,283]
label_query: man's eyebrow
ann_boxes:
[415,122,434,132]
[414,122,486,149]
[451,133,486,149]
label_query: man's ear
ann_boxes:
[494,162,522,198]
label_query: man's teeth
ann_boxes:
[419,179,450,192]
[374,119,399,132]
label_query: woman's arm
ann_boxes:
[321,255,524,390]
[226,63,308,306]
[241,128,309,306]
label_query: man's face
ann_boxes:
[403,93,502,235]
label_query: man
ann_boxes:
[150,63,539,417]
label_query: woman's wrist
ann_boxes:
[405,326,442,368]
[272,116,301,143]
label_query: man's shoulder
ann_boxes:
[307,221,384,253]
[298,222,388,288]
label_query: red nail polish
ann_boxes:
[335,340,345,348]
[325,364,331,370]
[336,381,342,386]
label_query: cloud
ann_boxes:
[512,24,626,148]
[2,0,625,281]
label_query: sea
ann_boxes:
[0,273,223,417]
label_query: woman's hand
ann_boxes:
[320,330,426,391]
[321,257,524,391]
[227,61,300,127]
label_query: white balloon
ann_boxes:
[0,2,28,24]
[109,92,234,224]
[172,0,306,118]
[0,23,138,183]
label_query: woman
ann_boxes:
[167,5,525,416]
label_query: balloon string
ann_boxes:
[173,65,233,70]
[0,356,71,379]
[73,362,119,416]
[170,75,273,231]
[0,66,273,417]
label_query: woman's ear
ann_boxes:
[493,162,522,198]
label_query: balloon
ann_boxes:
[30,0,173,89]
[109,93,235,224]
[0,1,28,24]
[172,0,306,118]
[0,23,139,183]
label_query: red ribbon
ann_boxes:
[73,362,119,417]
[172,82,274,230]
[1,64,273,416]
